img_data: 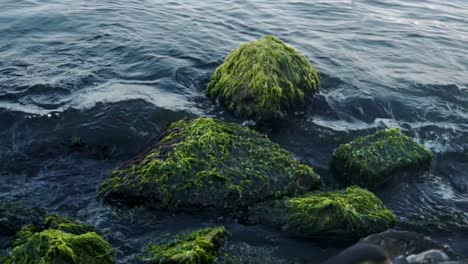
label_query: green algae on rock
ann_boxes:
[99,117,322,210]
[140,227,228,264]
[332,128,433,187]
[249,186,396,240]
[43,214,97,235]
[207,35,320,122]
[2,215,114,264]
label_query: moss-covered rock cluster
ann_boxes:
[249,186,396,240]
[139,227,228,264]
[207,36,320,123]
[99,117,322,210]
[1,214,114,264]
[332,128,433,187]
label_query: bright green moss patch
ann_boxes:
[2,215,114,264]
[4,229,113,264]
[207,35,320,122]
[249,186,396,240]
[332,128,433,187]
[140,227,229,264]
[99,117,322,210]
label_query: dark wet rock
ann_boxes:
[321,243,391,264]
[332,128,433,187]
[0,203,46,237]
[404,208,468,234]
[361,229,454,258]
[1,214,114,264]
[99,117,322,210]
[249,186,396,240]
[207,35,320,124]
[139,227,228,264]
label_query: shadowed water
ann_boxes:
[1,0,467,262]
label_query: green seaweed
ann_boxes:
[2,215,114,264]
[332,128,433,187]
[99,117,322,210]
[249,186,396,240]
[4,230,113,264]
[69,136,86,150]
[207,35,320,122]
[140,227,229,264]
[44,214,97,235]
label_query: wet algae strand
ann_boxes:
[332,128,433,187]
[249,186,396,240]
[139,227,228,264]
[99,117,322,210]
[207,35,320,123]
[1,215,114,264]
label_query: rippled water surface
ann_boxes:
[1,0,468,262]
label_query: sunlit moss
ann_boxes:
[207,35,320,122]
[140,227,229,264]
[44,214,96,235]
[249,186,396,240]
[99,117,322,210]
[4,230,113,264]
[2,215,114,264]
[332,128,433,187]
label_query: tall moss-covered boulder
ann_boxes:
[207,35,320,122]
[139,227,228,264]
[249,186,396,240]
[332,128,433,187]
[99,118,322,210]
[2,215,114,264]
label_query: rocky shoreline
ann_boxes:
[0,36,463,264]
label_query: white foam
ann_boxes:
[0,81,204,116]
[308,116,399,131]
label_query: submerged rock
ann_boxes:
[0,202,46,237]
[332,128,433,187]
[217,242,295,264]
[99,118,322,210]
[361,229,453,259]
[139,227,228,264]
[321,243,391,264]
[207,35,320,123]
[1,215,114,264]
[249,186,396,240]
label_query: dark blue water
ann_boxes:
[1,0,468,262]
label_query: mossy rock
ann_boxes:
[332,128,433,187]
[2,215,114,264]
[43,215,97,235]
[207,35,320,123]
[99,117,322,210]
[249,186,396,240]
[139,227,228,264]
